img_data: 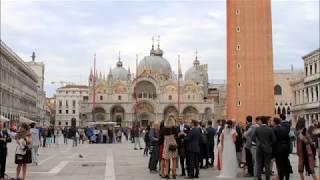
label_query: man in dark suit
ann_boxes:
[273,117,292,180]
[252,116,276,180]
[176,117,190,176]
[185,120,201,179]
[206,120,216,167]
[0,122,12,179]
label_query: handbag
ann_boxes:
[25,148,32,164]
[168,144,177,151]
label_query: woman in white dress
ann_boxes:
[217,120,239,178]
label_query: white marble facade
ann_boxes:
[80,41,214,127]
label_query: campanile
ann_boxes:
[226,0,275,123]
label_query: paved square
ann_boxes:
[4,140,318,180]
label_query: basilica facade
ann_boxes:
[80,41,214,127]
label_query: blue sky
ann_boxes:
[1,0,319,97]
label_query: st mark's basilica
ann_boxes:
[80,39,214,127]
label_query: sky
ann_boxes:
[1,0,319,97]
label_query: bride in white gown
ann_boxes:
[217,120,239,178]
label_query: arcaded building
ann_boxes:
[226,0,275,123]
[0,41,38,121]
[291,49,320,127]
[80,42,214,127]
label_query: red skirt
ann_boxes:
[159,144,164,160]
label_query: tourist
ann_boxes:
[244,116,259,177]
[217,120,238,178]
[63,126,68,144]
[144,125,151,156]
[159,121,165,177]
[206,120,216,168]
[133,125,142,150]
[0,121,11,179]
[273,117,292,180]
[199,122,208,169]
[216,120,225,171]
[185,120,201,179]
[162,115,178,179]
[176,116,190,176]
[314,122,320,178]
[148,121,160,173]
[234,122,243,167]
[296,118,317,180]
[117,128,122,143]
[15,123,32,180]
[108,128,114,144]
[55,126,63,145]
[30,123,40,165]
[252,116,276,180]
[47,127,54,148]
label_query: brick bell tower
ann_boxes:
[226,0,275,123]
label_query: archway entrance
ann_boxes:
[183,106,198,121]
[163,106,178,121]
[111,106,125,126]
[93,107,106,121]
[135,101,154,127]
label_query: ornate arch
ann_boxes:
[163,105,178,120]
[92,106,106,121]
[110,105,125,125]
[183,106,199,121]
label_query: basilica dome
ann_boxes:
[137,43,172,77]
[110,59,129,81]
[184,55,202,83]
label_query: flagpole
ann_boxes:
[177,55,181,117]
[135,54,139,126]
[92,54,96,121]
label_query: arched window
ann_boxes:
[282,107,286,115]
[287,107,291,115]
[274,85,282,95]
[277,107,281,115]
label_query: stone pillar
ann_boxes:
[313,86,316,102]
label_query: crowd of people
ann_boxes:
[144,114,320,180]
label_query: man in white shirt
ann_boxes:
[30,123,40,165]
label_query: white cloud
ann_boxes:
[1,0,318,97]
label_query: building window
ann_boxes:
[59,110,62,114]
[315,63,317,73]
[83,96,88,101]
[236,9,240,15]
[310,65,313,75]
[237,82,241,87]
[73,110,76,114]
[305,67,308,76]
[72,100,76,107]
[236,43,240,51]
[118,96,121,100]
[66,100,69,108]
[59,100,62,108]
[169,95,172,100]
[274,85,282,95]
[236,26,240,32]
[66,91,68,94]
[188,95,191,100]
[237,63,241,69]
[100,96,103,100]
[66,110,69,114]
[237,100,241,107]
